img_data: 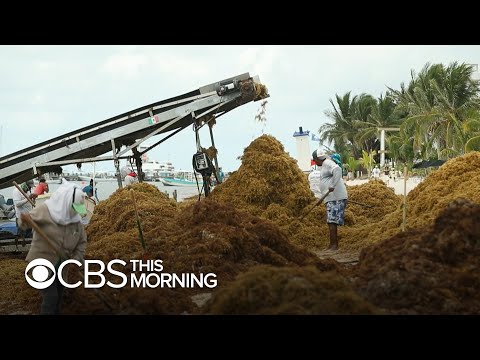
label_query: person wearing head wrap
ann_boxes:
[124,171,138,186]
[12,179,37,246]
[23,181,88,315]
[82,179,94,198]
[308,149,348,251]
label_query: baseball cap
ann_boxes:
[72,187,87,215]
[312,149,327,161]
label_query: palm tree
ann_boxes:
[351,93,378,155]
[388,131,415,164]
[431,62,480,157]
[389,62,480,160]
[320,92,360,158]
[355,92,402,163]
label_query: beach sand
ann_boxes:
[345,175,423,196]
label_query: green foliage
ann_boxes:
[358,150,376,177]
[320,61,480,168]
[346,156,360,173]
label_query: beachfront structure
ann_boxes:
[293,127,311,172]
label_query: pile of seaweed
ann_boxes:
[340,152,480,251]
[158,199,334,281]
[61,182,188,314]
[338,180,402,251]
[405,151,480,228]
[211,134,314,216]
[85,182,178,261]
[203,265,379,315]
[353,198,480,314]
[61,183,333,315]
[345,179,400,226]
[0,256,40,315]
[209,135,337,249]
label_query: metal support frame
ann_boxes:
[112,139,123,189]
[195,99,235,132]
[1,91,216,166]
[193,112,202,153]
[2,91,239,185]
[192,114,208,197]
[0,73,269,190]
[208,125,221,184]
[35,113,190,188]
[138,125,188,156]
[116,113,188,158]
[35,155,132,167]
[132,146,143,183]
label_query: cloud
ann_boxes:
[102,52,149,79]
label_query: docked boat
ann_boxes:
[159,177,200,187]
[158,170,203,187]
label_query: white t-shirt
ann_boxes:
[12,187,33,218]
[308,158,348,203]
[124,175,138,185]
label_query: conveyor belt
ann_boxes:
[0,73,268,189]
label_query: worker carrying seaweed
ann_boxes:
[308,150,348,251]
[21,181,88,315]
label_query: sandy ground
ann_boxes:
[314,248,360,264]
[345,175,423,196]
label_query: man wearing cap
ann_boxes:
[12,180,38,246]
[23,182,87,315]
[308,150,348,251]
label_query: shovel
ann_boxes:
[300,191,330,221]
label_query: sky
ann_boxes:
[1,45,479,174]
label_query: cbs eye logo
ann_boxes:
[25,259,56,289]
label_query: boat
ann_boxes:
[159,177,200,187]
[158,170,203,187]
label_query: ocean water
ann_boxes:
[0,180,202,204]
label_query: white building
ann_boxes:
[293,127,311,172]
